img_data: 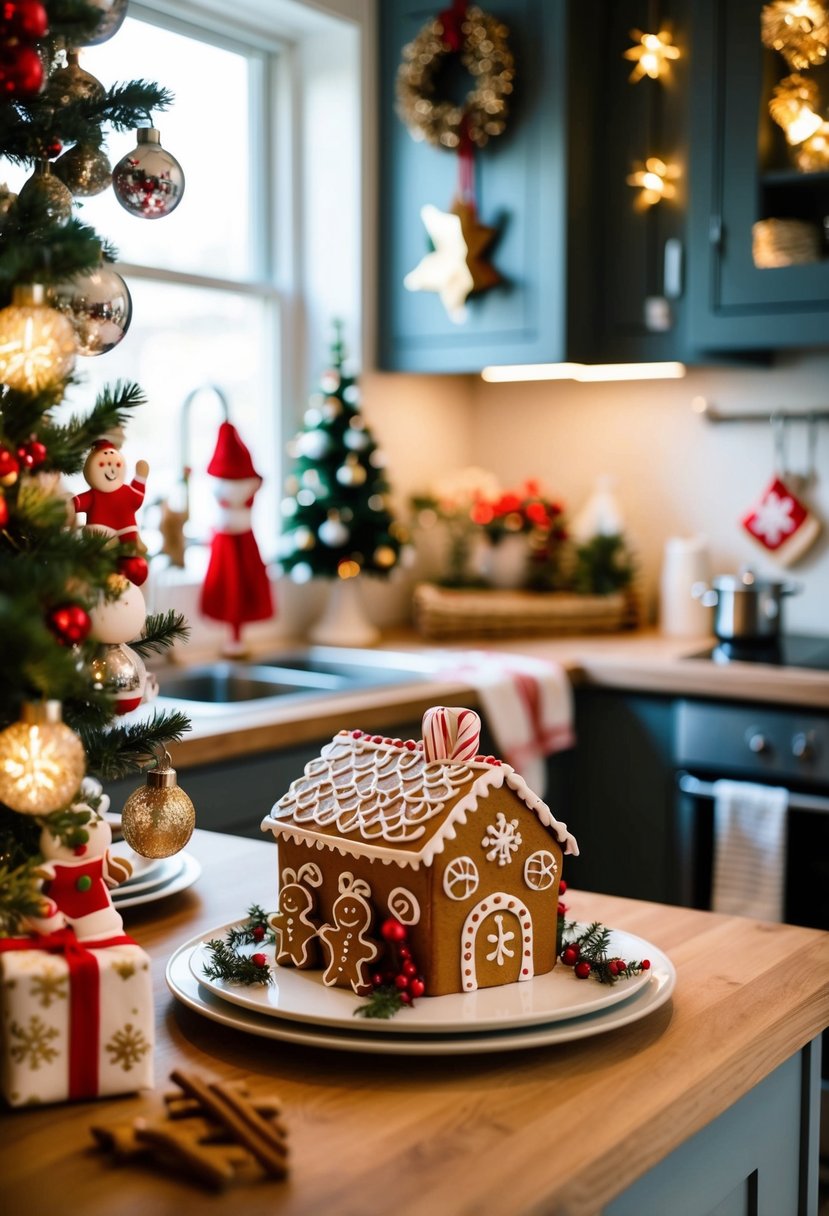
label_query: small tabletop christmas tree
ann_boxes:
[280,324,407,644]
[0,1,190,935]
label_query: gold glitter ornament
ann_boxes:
[396,5,514,150]
[121,752,195,858]
[761,0,829,70]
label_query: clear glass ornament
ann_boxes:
[0,283,76,392]
[112,127,185,219]
[121,755,195,858]
[0,702,85,815]
[51,264,131,356]
[52,142,111,197]
[77,0,128,46]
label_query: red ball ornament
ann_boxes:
[47,603,92,646]
[0,445,19,486]
[0,43,43,95]
[394,973,409,990]
[0,0,49,38]
[401,959,418,978]
[117,553,149,587]
[251,952,268,968]
[574,961,592,979]
[18,439,47,469]
[381,917,407,943]
[409,977,425,999]
[46,138,63,159]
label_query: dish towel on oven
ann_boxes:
[711,779,788,921]
[435,651,575,797]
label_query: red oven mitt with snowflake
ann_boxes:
[741,476,820,566]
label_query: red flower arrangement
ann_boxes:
[470,480,568,543]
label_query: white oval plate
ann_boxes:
[167,938,675,1056]
[188,921,660,1035]
[114,853,201,908]
[111,854,181,896]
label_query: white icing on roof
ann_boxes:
[261,732,579,871]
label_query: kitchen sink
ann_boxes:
[156,646,434,709]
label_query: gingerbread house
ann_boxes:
[261,707,578,998]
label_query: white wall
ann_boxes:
[361,353,829,634]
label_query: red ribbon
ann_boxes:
[439,0,468,51]
[0,928,136,1099]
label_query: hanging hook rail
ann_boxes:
[692,396,829,424]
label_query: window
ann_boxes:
[63,6,283,558]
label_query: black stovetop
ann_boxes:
[687,634,829,671]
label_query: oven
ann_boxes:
[674,698,829,931]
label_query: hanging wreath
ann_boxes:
[396,4,515,150]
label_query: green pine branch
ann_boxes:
[202,937,273,986]
[0,857,49,936]
[81,709,192,782]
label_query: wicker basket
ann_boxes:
[413,583,637,640]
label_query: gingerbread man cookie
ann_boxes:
[269,863,322,969]
[318,873,380,995]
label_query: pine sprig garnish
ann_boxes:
[560,920,652,985]
[202,939,273,987]
[226,904,274,948]
[131,610,190,659]
[354,985,405,1020]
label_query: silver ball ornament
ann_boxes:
[51,265,131,356]
[89,643,147,715]
[77,0,129,46]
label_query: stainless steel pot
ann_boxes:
[691,570,801,641]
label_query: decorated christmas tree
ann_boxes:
[0,0,191,940]
[279,324,407,642]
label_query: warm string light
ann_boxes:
[761,0,829,69]
[0,283,76,391]
[626,157,680,208]
[0,702,85,815]
[623,28,680,82]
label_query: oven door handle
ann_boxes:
[677,772,829,815]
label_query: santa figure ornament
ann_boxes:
[200,421,274,655]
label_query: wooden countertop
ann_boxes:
[4,830,827,1216]
[158,629,829,769]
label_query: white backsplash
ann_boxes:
[362,354,829,635]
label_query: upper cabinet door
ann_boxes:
[377,0,577,373]
[689,0,829,351]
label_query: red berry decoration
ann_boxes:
[0,492,8,528]
[561,945,580,966]
[0,445,19,486]
[252,924,265,942]
[409,977,425,999]
[398,990,412,1005]
[641,959,651,970]
[117,553,149,586]
[47,603,92,646]
[394,973,409,990]
[251,952,268,968]
[380,917,407,943]
[557,901,568,917]
[17,439,47,470]
[574,961,592,979]
[559,879,567,894]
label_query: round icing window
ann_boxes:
[443,856,480,901]
[523,850,558,891]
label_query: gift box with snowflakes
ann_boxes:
[0,930,153,1108]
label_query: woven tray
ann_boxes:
[413,583,636,640]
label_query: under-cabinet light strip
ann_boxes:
[481,361,687,383]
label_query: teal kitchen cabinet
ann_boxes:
[377,0,598,373]
[377,1,697,372]
[689,0,829,351]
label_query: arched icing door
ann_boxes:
[460,893,534,992]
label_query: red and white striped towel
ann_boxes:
[436,651,575,796]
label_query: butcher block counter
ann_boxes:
[3,830,826,1216]
[155,628,829,771]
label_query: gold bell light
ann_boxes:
[121,749,195,859]
[0,701,85,815]
[0,283,77,392]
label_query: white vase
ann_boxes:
[309,576,379,647]
[480,534,528,590]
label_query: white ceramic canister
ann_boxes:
[659,535,712,638]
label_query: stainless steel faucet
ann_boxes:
[159,384,230,567]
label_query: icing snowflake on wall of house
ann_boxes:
[481,811,522,866]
